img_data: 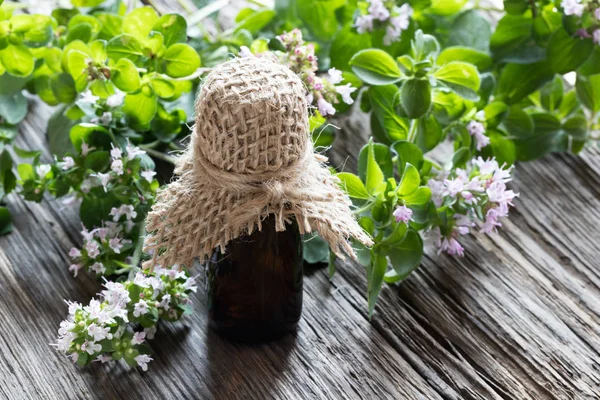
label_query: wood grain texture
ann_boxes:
[2,1,600,399]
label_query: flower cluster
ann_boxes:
[354,0,413,46]
[68,221,135,277]
[78,90,126,127]
[466,111,490,151]
[428,157,518,256]
[54,266,197,370]
[561,0,600,44]
[239,29,356,117]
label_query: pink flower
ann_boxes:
[354,15,374,34]
[438,237,464,257]
[135,354,152,371]
[368,0,390,21]
[69,248,81,258]
[480,208,502,234]
[473,157,499,176]
[61,157,75,170]
[85,241,100,259]
[594,29,600,45]
[132,331,146,345]
[69,264,82,277]
[90,262,106,274]
[80,141,95,157]
[561,0,584,16]
[109,238,122,254]
[467,121,490,151]
[393,205,413,224]
[317,98,336,116]
[596,8,600,21]
[443,177,465,198]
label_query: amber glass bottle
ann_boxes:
[206,214,303,342]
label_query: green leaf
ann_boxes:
[302,232,330,264]
[96,13,124,41]
[152,14,187,47]
[296,0,345,40]
[48,106,77,158]
[111,58,140,93]
[160,43,200,78]
[123,6,159,40]
[150,77,176,99]
[490,15,532,58]
[69,123,110,153]
[496,62,554,104]
[578,47,600,76]
[0,206,12,236]
[365,140,384,195]
[391,141,423,175]
[369,85,408,141]
[502,106,533,138]
[433,62,480,101]
[447,10,491,52]
[66,23,93,44]
[51,73,77,104]
[84,150,110,171]
[0,92,27,124]
[234,9,275,34]
[337,172,370,199]
[397,163,420,196]
[0,45,34,77]
[367,251,388,317]
[330,24,372,71]
[547,28,593,74]
[575,74,600,115]
[385,229,423,283]
[504,0,528,14]
[489,130,516,165]
[349,49,402,86]
[107,34,145,64]
[453,147,471,168]
[428,0,467,15]
[562,116,587,140]
[357,141,394,182]
[67,49,91,92]
[415,114,443,152]
[437,46,492,71]
[123,87,157,130]
[400,78,431,118]
[402,186,431,206]
[80,192,120,229]
[72,0,105,6]
[410,31,440,62]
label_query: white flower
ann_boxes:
[80,141,95,157]
[183,276,198,293]
[110,204,137,222]
[61,157,75,170]
[110,144,123,160]
[111,159,124,175]
[317,98,336,116]
[134,354,152,371]
[132,331,146,345]
[36,164,51,178]
[126,143,146,160]
[106,91,125,108]
[80,91,99,105]
[158,294,171,310]
[354,15,374,34]
[133,272,149,288]
[140,170,156,183]
[133,300,149,317]
[90,262,106,274]
[368,0,390,21]
[88,323,110,341]
[467,120,490,151]
[94,172,111,192]
[335,84,356,105]
[239,45,253,58]
[81,340,102,355]
[561,0,584,16]
[102,281,131,308]
[328,68,343,85]
[100,112,112,125]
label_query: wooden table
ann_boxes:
[2,4,600,400]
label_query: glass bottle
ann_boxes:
[206,214,303,342]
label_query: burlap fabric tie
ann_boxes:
[144,57,373,268]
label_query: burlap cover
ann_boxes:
[144,57,373,268]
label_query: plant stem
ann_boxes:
[407,120,418,143]
[130,223,146,268]
[140,146,177,165]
